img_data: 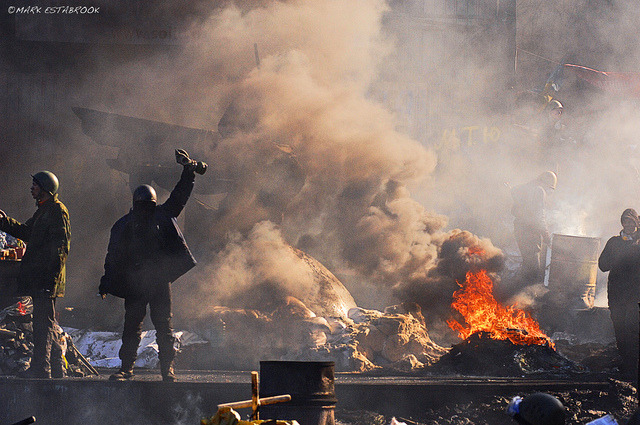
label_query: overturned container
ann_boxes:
[260,361,336,425]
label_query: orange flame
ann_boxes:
[447,269,554,348]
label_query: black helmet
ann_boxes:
[32,171,59,196]
[133,185,157,204]
[518,393,565,425]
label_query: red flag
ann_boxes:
[564,64,640,97]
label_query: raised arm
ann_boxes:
[161,167,196,218]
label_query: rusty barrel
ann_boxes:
[260,361,336,425]
[547,234,600,309]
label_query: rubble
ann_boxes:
[189,299,446,372]
[552,332,621,376]
[430,331,584,377]
[336,380,638,425]
[0,298,33,375]
[0,298,100,376]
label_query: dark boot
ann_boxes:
[110,361,135,381]
[17,366,51,379]
[160,359,177,382]
[51,363,65,379]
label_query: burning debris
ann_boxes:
[431,332,581,377]
[424,261,585,377]
[448,269,554,348]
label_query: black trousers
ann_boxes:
[119,282,175,369]
[610,302,639,378]
[31,297,63,374]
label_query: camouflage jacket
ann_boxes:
[0,196,70,298]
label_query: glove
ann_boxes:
[175,149,196,167]
[98,277,109,299]
[175,149,208,174]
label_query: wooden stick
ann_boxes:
[217,394,291,410]
[251,371,259,420]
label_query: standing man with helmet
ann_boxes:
[0,171,70,378]
[99,149,205,382]
[511,171,557,284]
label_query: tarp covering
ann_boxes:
[64,328,207,368]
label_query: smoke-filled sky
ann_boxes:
[2,0,640,333]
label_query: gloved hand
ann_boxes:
[175,149,196,167]
[98,277,109,299]
[175,149,208,175]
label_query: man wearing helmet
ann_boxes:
[0,171,71,378]
[99,150,200,382]
[511,171,557,284]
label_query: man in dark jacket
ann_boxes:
[0,171,70,378]
[100,150,200,382]
[599,208,640,379]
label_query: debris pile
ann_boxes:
[0,297,32,374]
[190,299,446,372]
[336,380,638,425]
[346,305,447,372]
[552,332,620,375]
[430,331,583,377]
[0,297,97,376]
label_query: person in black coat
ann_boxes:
[598,208,640,379]
[100,150,201,382]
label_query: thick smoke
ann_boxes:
[191,221,320,313]
[168,0,507,324]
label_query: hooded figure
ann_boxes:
[598,208,640,379]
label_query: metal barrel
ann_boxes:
[260,361,336,425]
[547,234,600,309]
